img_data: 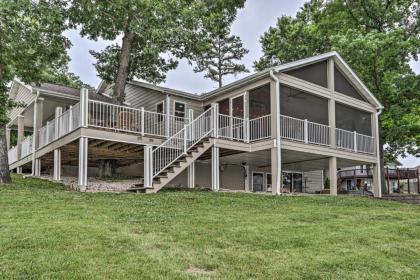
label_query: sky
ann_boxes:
[65,0,419,167]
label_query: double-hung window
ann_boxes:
[174,101,186,118]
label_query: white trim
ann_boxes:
[173,100,186,118]
[229,93,246,118]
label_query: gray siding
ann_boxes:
[124,83,203,117]
[303,170,324,193]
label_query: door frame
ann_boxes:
[252,171,265,192]
[229,93,246,118]
[265,172,272,192]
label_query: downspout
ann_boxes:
[375,107,383,197]
[270,70,281,195]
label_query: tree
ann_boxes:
[69,0,246,103]
[0,0,71,184]
[255,0,420,166]
[40,64,93,89]
[191,16,249,88]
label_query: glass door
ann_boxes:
[252,172,264,192]
[230,95,245,140]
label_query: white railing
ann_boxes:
[88,100,187,137]
[38,104,81,148]
[218,114,246,142]
[336,129,374,154]
[307,121,330,146]
[152,107,214,178]
[356,133,375,154]
[21,135,33,158]
[280,115,305,142]
[335,128,354,151]
[250,115,271,141]
[8,146,17,164]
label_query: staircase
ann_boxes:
[128,107,216,193]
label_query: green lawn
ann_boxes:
[1,175,419,279]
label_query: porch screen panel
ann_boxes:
[218,98,229,115]
[335,103,371,135]
[284,61,328,88]
[334,66,366,101]
[280,85,329,125]
[249,84,270,118]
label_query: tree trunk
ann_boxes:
[0,124,12,184]
[113,28,134,104]
[98,159,117,179]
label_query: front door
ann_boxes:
[252,172,264,192]
[230,95,245,140]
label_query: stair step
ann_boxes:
[127,185,153,193]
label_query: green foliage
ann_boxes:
[255,0,420,161]
[1,174,420,278]
[69,0,245,101]
[0,0,70,125]
[189,13,249,87]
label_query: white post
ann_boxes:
[270,77,281,195]
[245,117,250,143]
[68,105,73,131]
[17,167,22,174]
[211,145,219,191]
[188,162,195,189]
[183,124,188,153]
[32,96,44,176]
[212,103,219,138]
[80,88,89,128]
[53,149,61,181]
[78,137,88,190]
[55,107,63,139]
[329,156,337,195]
[140,107,145,136]
[165,94,171,137]
[304,119,308,144]
[353,131,357,152]
[143,145,153,188]
[6,127,11,150]
[34,158,41,176]
[328,59,336,148]
[17,115,24,160]
[372,163,382,197]
[188,109,194,142]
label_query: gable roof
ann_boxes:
[114,52,382,109]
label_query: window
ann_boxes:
[334,66,366,101]
[285,61,328,88]
[156,102,164,114]
[174,101,185,118]
[335,103,371,135]
[156,102,164,121]
[249,84,270,118]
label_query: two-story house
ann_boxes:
[6,52,383,196]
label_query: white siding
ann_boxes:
[303,170,324,193]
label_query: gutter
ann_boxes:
[269,69,282,195]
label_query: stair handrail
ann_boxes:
[152,106,215,179]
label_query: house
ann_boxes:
[6,52,384,196]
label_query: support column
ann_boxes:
[165,94,171,137]
[372,110,383,196]
[32,96,44,176]
[17,167,22,174]
[53,107,63,181]
[6,127,11,150]
[187,162,195,189]
[329,156,337,195]
[244,164,250,192]
[80,88,89,128]
[78,137,88,190]
[372,163,382,197]
[143,145,153,188]
[17,115,24,160]
[270,74,281,195]
[211,145,219,191]
[327,59,336,148]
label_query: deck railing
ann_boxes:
[218,114,246,142]
[336,128,374,154]
[250,115,271,141]
[38,104,81,148]
[21,135,33,158]
[88,100,187,137]
[8,146,17,164]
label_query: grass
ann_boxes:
[1,175,420,279]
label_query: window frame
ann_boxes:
[173,101,186,119]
